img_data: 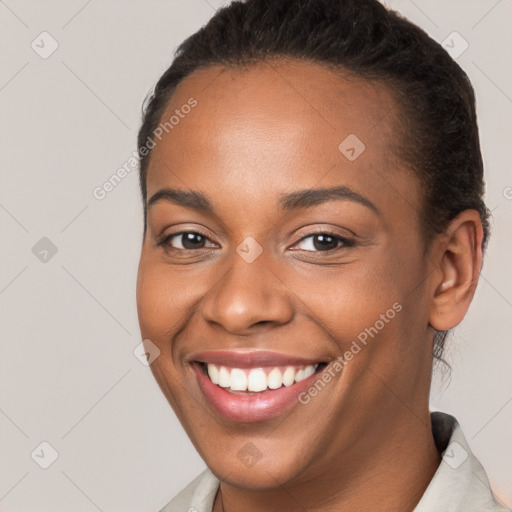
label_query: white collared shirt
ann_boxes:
[159,412,511,512]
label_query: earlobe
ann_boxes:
[429,210,483,332]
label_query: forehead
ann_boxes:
[145,59,419,222]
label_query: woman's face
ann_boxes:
[136,60,437,489]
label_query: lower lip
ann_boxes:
[192,363,324,423]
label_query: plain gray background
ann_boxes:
[0,0,511,510]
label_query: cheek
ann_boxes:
[136,263,160,339]
[304,248,426,379]
[338,247,431,384]
[301,260,402,340]
[136,256,183,349]
[136,258,194,408]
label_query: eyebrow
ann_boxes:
[147,185,379,216]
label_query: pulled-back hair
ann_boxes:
[137,0,490,363]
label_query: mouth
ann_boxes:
[188,351,330,422]
[196,361,328,394]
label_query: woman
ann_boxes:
[135,0,510,510]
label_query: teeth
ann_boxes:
[218,366,231,388]
[247,368,267,392]
[282,367,295,387]
[230,368,247,391]
[304,365,316,379]
[205,363,319,392]
[267,367,282,389]
[207,364,219,385]
[294,368,306,383]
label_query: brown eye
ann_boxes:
[159,231,216,251]
[294,232,355,252]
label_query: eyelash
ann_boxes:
[156,229,355,253]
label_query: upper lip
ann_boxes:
[188,350,325,368]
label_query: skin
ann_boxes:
[136,59,483,512]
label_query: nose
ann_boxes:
[200,251,294,336]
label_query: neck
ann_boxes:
[213,411,441,512]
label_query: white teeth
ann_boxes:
[218,366,231,388]
[282,367,296,387]
[205,363,319,392]
[247,369,267,392]
[207,363,219,385]
[294,368,306,383]
[304,365,316,379]
[267,367,283,389]
[230,368,247,391]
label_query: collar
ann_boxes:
[414,411,509,511]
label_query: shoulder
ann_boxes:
[158,468,220,512]
[413,411,511,512]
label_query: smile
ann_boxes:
[202,363,322,393]
[189,351,329,422]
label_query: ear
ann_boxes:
[429,210,484,331]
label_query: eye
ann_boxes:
[157,230,354,253]
[293,231,355,252]
[158,231,217,251]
